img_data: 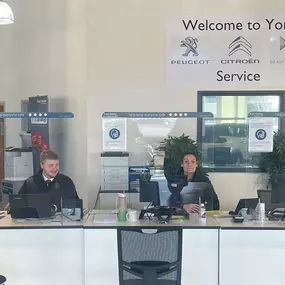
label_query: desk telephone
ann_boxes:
[267,208,285,220]
[139,206,189,224]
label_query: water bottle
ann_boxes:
[200,203,206,219]
[116,192,127,221]
[258,203,265,224]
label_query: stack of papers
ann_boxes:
[92,213,117,224]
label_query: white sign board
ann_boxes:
[102,118,127,151]
[167,16,285,87]
[248,118,274,152]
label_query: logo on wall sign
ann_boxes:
[109,128,120,140]
[255,129,267,140]
[180,37,199,56]
[228,36,252,56]
[0,274,6,284]
[280,36,285,51]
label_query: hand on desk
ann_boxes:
[183,204,200,213]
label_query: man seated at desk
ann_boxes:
[5,150,79,212]
[180,152,220,213]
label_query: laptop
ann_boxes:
[9,194,52,219]
[231,198,259,215]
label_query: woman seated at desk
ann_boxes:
[180,152,220,213]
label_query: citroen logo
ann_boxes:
[228,36,252,56]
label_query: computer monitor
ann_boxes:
[139,180,160,206]
[9,194,52,219]
[271,183,285,204]
[180,182,208,205]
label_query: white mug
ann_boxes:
[126,210,139,222]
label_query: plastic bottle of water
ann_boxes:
[117,192,127,221]
[259,203,265,224]
[200,203,206,219]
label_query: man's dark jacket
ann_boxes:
[19,170,79,210]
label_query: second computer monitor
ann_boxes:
[139,180,160,206]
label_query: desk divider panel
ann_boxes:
[99,111,217,212]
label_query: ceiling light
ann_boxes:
[0,1,14,25]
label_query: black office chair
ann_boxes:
[117,228,182,285]
[0,275,6,284]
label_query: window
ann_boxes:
[197,91,285,172]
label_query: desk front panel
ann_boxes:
[220,229,285,285]
[183,229,219,285]
[0,228,84,285]
[85,229,119,285]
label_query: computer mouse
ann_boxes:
[228,211,235,215]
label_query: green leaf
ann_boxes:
[259,131,285,186]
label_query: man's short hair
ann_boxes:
[40,150,59,164]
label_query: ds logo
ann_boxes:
[109,128,120,140]
[255,129,267,140]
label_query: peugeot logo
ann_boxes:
[180,36,199,56]
[228,36,252,56]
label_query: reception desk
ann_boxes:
[0,213,285,285]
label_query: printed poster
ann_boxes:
[248,118,274,152]
[102,118,127,151]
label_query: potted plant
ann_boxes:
[155,134,206,180]
[259,131,285,194]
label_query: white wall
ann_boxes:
[3,0,88,204]
[3,0,284,210]
[0,0,21,146]
[86,0,284,210]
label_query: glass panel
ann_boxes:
[99,112,219,218]
[1,111,84,284]
[1,112,82,226]
[201,95,280,169]
[245,112,285,223]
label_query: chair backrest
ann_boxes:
[117,228,182,285]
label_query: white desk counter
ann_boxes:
[0,213,84,228]
[0,214,84,285]
[2,212,285,285]
[217,217,285,285]
[84,214,219,285]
